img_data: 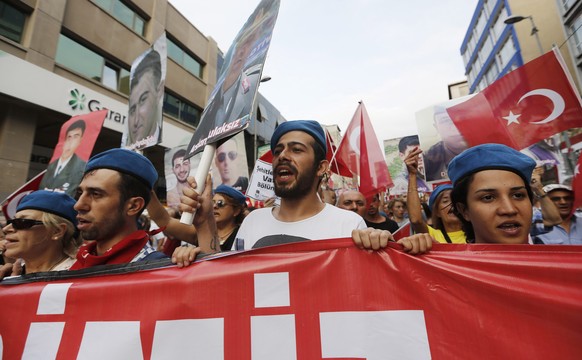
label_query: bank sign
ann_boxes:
[67,88,126,127]
[0,50,126,133]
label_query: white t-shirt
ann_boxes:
[233,203,367,250]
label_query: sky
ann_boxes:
[169,0,478,143]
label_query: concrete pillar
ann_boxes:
[0,105,37,200]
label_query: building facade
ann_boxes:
[0,0,283,201]
[461,0,579,94]
[555,0,582,90]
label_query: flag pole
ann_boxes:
[180,144,216,225]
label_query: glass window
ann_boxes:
[56,34,130,94]
[571,13,582,55]
[93,0,145,36]
[498,36,515,66]
[563,0,576,11]
[167,38,204,78]
[492,7,508,40]
[474,10,487,39]
[163,93,201,127]
[0,1,26,43]
[102,64,118,90]
[481,35,493,59]
[56,35,104,82]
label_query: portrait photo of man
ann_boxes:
[39,119,87,197]
[212,134,249,192]
[389,135,430,195]
[166,148,190,209]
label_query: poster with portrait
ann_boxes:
[211,132,250,193]
[123,33,167,151]
[38,110,107,197]
[164,144,202,209]
[185,0,280,157]
[415,96,472,182]
[384,135,430,196]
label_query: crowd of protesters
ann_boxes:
[1,120,581,278]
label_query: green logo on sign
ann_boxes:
[69,89,86,110]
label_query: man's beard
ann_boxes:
[274,162,318,199]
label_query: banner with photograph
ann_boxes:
[38,110,107,197]
[384,135,430,195]
[185,0,280,156]
[165,145,201,209]
[1,240,581,359]
[211,132,250,192]
[123,33,167,151]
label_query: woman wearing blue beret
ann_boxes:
[448,144,536,244]
[2,190,81,274]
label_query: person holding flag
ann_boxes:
[172,120,434,266]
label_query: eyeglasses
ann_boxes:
[213,199,234,208]
[217,151,237,163]
[7,218,45,230]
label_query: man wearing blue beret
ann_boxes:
[174,120,433,265]
[70,149,167,270]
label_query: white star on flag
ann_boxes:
[576,164,580,176]
[502,111,521,125]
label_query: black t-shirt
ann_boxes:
[364,218,399,233]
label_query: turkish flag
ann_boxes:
[325,129,352,177]
[1,170,46,220]
[571,153,582,214]
[447,48,582,150]
[336,101,393,200]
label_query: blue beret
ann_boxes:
[214,184,246,205]
[448,143,536,185]
[17,190,78,227]
[429,184,453,209]
[270,120,326,156]
[85,149,158,189]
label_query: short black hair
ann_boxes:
[132,49,162,91]
[67,119,86,136]
[172,149,187,165]
[398,135,420,153]
[118,172,151,218]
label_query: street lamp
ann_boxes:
[504,15,544,55]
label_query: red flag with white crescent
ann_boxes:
[447,48,582,149]
[336,102,393,200]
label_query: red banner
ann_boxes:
[1,239,581,359]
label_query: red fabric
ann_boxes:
[572,153,582,215]
[392,222,411,240]
[1,170,46,220]
[336,102,393,200]
[2,239,581,359]
[70,230,150,270]
[325,129,352,177]
[447,49,582,149]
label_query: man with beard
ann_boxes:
[69,149,168,269]
[167,149,190,208]
[172,121,433,266]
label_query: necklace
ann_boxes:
[217,227,236,244]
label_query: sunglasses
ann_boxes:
[7,218,45,230]
[213,199,234,208]
[217,151,237,163]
